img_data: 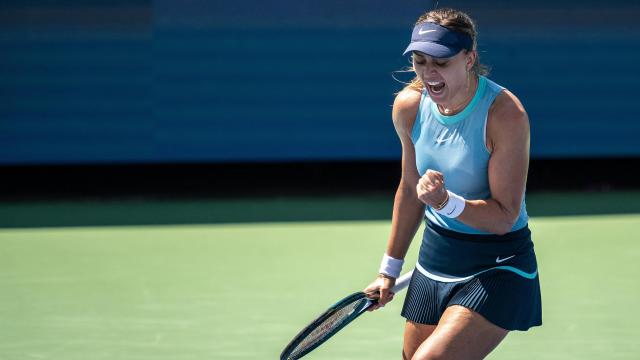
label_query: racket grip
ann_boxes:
[390,270,414,293]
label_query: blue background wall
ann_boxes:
[2,0,639,165]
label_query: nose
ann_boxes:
[418,63,438,79]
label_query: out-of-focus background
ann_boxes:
[1,1,639,359]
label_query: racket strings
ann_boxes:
[288,298,368,358]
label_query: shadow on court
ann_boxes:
[1,191,640,228]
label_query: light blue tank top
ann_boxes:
[411,76,529,234]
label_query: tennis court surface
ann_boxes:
[1,191,639,359]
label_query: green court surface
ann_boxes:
[1,192,639,359]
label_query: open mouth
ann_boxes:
[427,81,445,94]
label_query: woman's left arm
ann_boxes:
[456,90,530,235]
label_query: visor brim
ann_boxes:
[402,42,463,58]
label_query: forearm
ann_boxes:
[385,183,425,260]
[456,198,520,235]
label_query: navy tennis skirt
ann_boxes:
[401,219,542,331]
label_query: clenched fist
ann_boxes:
[416,169,448,208]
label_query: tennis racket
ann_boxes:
[280,270,414,360]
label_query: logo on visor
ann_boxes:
[418,28,437,35]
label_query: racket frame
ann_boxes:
[280,270,413,360]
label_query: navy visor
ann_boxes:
[403,22,473,58]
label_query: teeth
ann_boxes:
[427,81,443,86]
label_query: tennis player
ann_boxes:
[365,8,542,360]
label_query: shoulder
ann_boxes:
[487,89,530,145]
[392,88,422,137]
[488,89,529,128]
[489,89,528,122]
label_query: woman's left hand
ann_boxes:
[416,169,448,208]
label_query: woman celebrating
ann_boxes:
[365,8,542,360]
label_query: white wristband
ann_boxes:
[379,253,404,279]
[434,190,466,218]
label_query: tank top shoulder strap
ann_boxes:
[476,76,505,114]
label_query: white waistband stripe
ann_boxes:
[416,262,537,283]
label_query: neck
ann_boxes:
[438,74,479,116]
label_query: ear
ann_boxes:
[466,50,477,71]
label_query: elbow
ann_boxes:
[492,220,515,236]
[397,178,418,198]
[396,179,424,207]
[491,206,520,235]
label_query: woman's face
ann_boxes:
[412,50,476,107]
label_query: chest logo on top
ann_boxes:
[435,130,454,144]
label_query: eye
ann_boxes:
[434,61,448,67]
[415,60,426,65]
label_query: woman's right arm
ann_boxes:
[365,89,425,308]
[386,89,425,262]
